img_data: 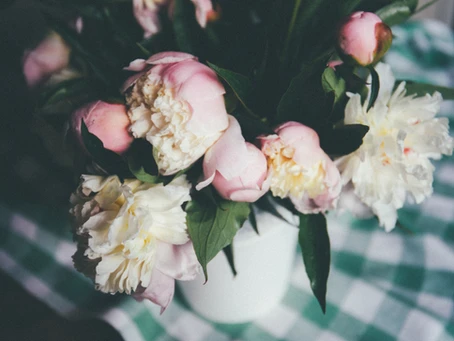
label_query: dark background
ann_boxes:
[0,1,121,340]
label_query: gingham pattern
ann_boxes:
[1,20,454,341]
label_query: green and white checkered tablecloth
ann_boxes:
[1,20,454,341]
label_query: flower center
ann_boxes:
[127,74,221,175]
[263,140,327,199]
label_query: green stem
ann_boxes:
[282,0,302,61]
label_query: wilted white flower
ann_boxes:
[337,63,454,230]
[70,175,199,311]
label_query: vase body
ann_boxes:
[178,207,299,323]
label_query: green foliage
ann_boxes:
[173,0,204,55]
[367,66,380,112]
[277,65,334,127]
[80,120,129,176]
[186,193,250,280]
[320,124,370,156]
[207,62,255,117]
[299,213,331,314]
[404,81,454,99]
[223,244,237,276]
[376,1,413,26]
[322,68,347,104]
[126,140,160,183]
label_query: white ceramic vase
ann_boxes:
[178,206,299,323]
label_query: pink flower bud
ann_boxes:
[259,122,341,214]
[71,101,134,155]
[196,116,269,202]
[22,32,71,87]
[337,11,392,67]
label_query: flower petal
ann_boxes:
[155,241,201,281]
[133,268,175,313]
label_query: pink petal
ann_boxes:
[146,51,197,65]
[196,115,247,190]
[185,95,229,136]
[155,241,201,281]
[124,59,147,71]
[133,0,162,38]
[133,268,175,314]
[191,0,213,28]
[176,68,226,102]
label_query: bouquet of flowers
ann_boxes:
[26,0,454,314]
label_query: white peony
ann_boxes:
[70,175,198,303]
[337,63,454,231]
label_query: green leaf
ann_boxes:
[249,205,259,235]
[223,244,237,277]
[403,81,454,99]
[186,195,250,280]
[322,68,346,103]
[376,2,412,26]
[126,140,160,183]
[81,120,129,175]
[367,66,380,112]
[319,124,369,156]
[128,159,160,184]
[254,195,288,224]
[173,0,201,54]
[277,66,334,126]
[299,213,330,314]
[207,62,255,117]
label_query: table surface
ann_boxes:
[1,20,454,341]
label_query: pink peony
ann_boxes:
[134,241,200,313]
[337,11,392,67]
[124,51,228,176]
[196,115,269,202]
[133,0,213,38]
[71,101,134,155]
[22,32,71,87]
[259,122,341,214]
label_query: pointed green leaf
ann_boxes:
[376,2,412,26]
[223,244,237,277]
[249,205,259,235]
[207,62,255,117]
[255,195,288,224]
[299,213,330,314]
[322,68,346,103]
[186,195,250,281]
[403,81,454,99]
[320,124,369,156]
[367,66,380,112]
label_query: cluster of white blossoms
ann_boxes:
[70,175,194,295]
[338,63,454,230]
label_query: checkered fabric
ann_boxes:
[1,20,454,341]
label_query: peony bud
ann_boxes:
[71,101,134,155]
[337,11,392,67]
[196,116,269,202]
[123,52,228,176]
[259,122,341,214]
[22,31,71,87]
